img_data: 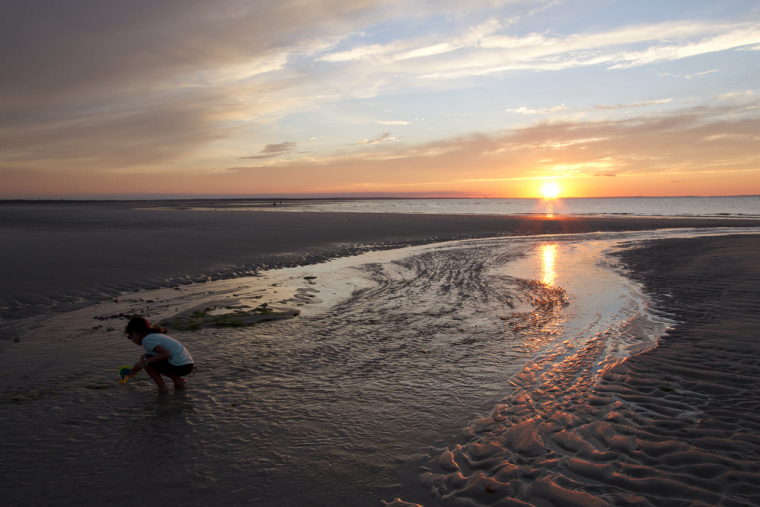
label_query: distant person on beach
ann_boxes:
[125,317,194,393]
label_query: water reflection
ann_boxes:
[546,201,554,218]
[541,244,558,285]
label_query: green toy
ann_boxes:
[118,365,136,383]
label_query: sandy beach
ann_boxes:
[416,234,760,506]
[2,201,760,322]
[1,203,760,506]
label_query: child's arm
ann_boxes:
[131,345,172,372]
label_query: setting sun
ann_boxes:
[540,181,562,199]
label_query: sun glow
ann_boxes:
[541,244,558,286]
[540,181,561,199]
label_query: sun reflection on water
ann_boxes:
[541,244,558,285]
[546,201,554,218]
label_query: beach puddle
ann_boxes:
[0,228,757,506]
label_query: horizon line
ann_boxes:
[1,194,759,202]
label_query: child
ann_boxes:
[125,317,194,393]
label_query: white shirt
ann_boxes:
[142,333,194,366]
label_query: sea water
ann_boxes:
[1,228,755,506]
[185,195,760,218]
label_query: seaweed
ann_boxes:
[158,304,300,331]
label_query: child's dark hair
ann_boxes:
[125,316,167,336]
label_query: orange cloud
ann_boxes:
[4,101,759,198]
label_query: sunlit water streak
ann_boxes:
[541,244,557,286]
[0,228,758,506]
[544,200,554,218]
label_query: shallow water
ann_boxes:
[0,229,753,506]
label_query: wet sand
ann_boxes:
[2,203,760,506]
[2,201,760,323]
[418,234,760,506]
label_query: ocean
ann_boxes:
[183,195,760,218]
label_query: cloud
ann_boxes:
[391,16,508,61]
[702,133,751,141]
[7,102,760,197]
[355,132,397,144]
[2,0,565,178]
[506,105,567,114]
[261,142,298,154]
[320,15,512,64]
[415,22,760,80]
[539,137,608,149]
[716,90,755,99]
[607,25,760,69]
[2,0,759,197]
[238,154,278,160]
[685,69,718,79]
[0,88,232,169]
[479,33,556,49]
[593,99,672,110]
[394,43,456,61]
[222,103,760,187]
[3,0,480,131]
[225,166,264,172]
[317,42,408,62]
[239,141,298,159]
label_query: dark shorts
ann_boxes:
[147,358,194,377]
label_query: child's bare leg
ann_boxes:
[145,366,170,393]
[165,373,186,388]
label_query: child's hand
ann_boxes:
[131,355,148,372]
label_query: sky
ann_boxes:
[1,0,759,198]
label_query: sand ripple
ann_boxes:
[422,235,760,507]
[4,232,744,506]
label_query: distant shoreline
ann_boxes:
[2,195,759,220]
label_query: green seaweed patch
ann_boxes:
[159,304,300,331]
[658,383,675,392]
